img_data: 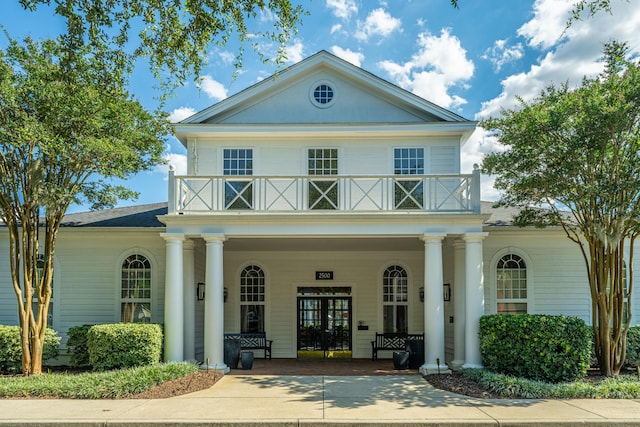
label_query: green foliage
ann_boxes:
[0,34,167,374]
[479,314,591,383]
[18,0,305,96]
[462,368,640,399]
[87,323,162,371]
[66,324,93,368]
[0,362,198,399]
[0,325,60,374]
[626,326,640,366]
[481,42,640,376]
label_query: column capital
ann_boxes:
[201,233,227,243]
[463,232,489,243]
[161,233,185,242]
[183,239,196,250]
[420,233,446,243]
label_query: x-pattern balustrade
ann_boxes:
[170,174,479,214]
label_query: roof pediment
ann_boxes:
[175,51,475,144]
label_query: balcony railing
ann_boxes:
[168,169,481,214]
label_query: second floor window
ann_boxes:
[394,148,424,209]
[308,148,338,209]
[224,148,253,209]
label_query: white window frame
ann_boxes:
[382,265,409,333]
[240,264,266,333]
[119,252,154,323]
[492,249,533,314]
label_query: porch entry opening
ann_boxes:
[297,287,352,358]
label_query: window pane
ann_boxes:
[496,254,527,314]
[241,305,264,333]
[121,254,151,323]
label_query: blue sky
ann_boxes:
[3,0,640,211]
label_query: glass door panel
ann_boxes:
[297,297,351,358]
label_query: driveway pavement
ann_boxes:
[2,374,640,426]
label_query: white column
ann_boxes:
[463,232,488,369]
[162,233,185,363]
[183,240,196,361]
[203,234,228,373]
[450,240,466,370]
[420,233,448,375]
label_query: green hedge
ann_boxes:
[479,314,591,383]
[626,325,640,367]
[66,324,93,368]
[87,323,162,371]
[0,325,61,374]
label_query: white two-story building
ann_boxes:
[1,51,632,373]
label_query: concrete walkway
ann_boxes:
[2,374,640,426]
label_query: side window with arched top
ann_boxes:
[383,265,408,333]
[496,254,527,314]
[121,254,151,323]
[240,265,265,333]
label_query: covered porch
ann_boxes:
[159,233,487,375]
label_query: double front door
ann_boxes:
[297,290,352,358]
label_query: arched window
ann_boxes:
[121,254,151,323]
[240,265,265,333]
[383,265,408,333]
[496,254,527,314]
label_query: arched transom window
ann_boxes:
[121,254,151,323]
[240,265,265,333]
[383,265,408,333]
[496,254,527,314]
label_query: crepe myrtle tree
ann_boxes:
[482,41,640,377]
[0,36,169,375]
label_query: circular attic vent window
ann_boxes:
[310,82,335,108]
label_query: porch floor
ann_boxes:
[225,357,421,376]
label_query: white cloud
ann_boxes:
[326,0,357,20]
[330,23,343,34]
[477,0,640,120]
[197,76,228,101]
[285,41,305,63]
[355,8,402,42]
[155,143,188,178]
[517,0,575,49]
[461,129,505,202]
[482,39,524,72]
[331,46,364,67]
[219,50,236,65]
[168,107,196,123]
[377,29,473,109]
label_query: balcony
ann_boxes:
[168,169,481,214]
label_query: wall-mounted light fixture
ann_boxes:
[443,283,451,302]
[419,287,424,303]
[197,282,205,301]
[224,287,228,303]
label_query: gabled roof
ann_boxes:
[174,50,476,145]
[181,51,469,125]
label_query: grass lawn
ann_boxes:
[0,362,199,399]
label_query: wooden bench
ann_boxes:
[224,332,273,359]
[370,332,424,361]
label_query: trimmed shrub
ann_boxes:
[66,324,93,368]
[626,325,640,367]
[0,325,61,374]
[87,323,162,371]
[479,314,591,383]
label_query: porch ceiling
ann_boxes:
[223,237,427,252]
